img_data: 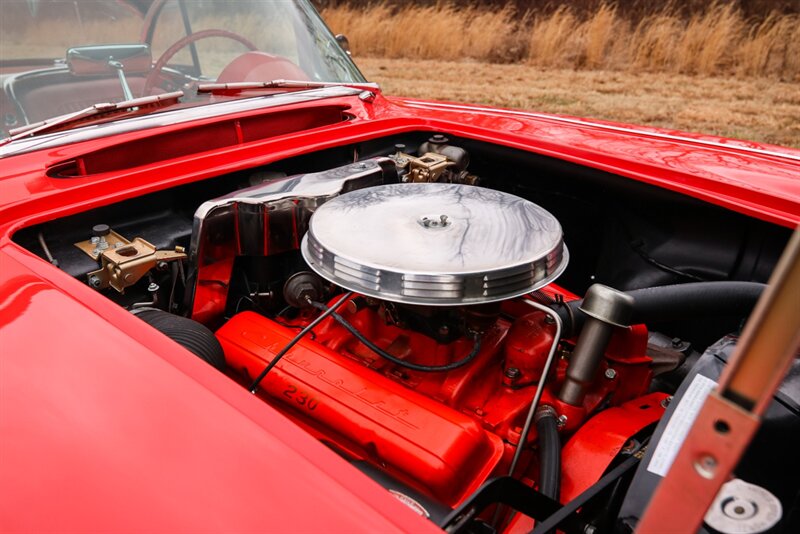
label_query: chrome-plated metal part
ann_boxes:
[578,283,634,327]
[694,454,718,479]
[358,90,376,103]
[505,367,521,380]
[5,91,184,143]
[129,282,160,309]
[401,100,800,164]
[186,157,397,322]
[559,284,633,405]
[534,404,558,423]
[109,59,135,101]
[94,237,110,254]
[75,229,130,259]
[508,298,563,476]
[67,44,152,76]
[302,183,568,306]
[37,231,57,266]
[1,86,362,157]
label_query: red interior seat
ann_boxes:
[217,52,309,83]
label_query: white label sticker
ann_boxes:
[647,373,717,477]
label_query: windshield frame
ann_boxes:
[0,0,368,142]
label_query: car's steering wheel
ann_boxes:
[143,29,258,95]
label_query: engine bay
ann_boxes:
[13,133,793,530]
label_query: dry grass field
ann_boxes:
[323,3,800,148]
[322,3,800,79]
[1,1,797,148]
[358,58,800,148]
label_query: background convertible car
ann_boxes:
[1,1,798,532]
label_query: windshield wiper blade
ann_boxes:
[196,79,380,95]
[1,91,184,146]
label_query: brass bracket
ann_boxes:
[394,152,451,183]
[86,237,186,293]
[394,151,479,185]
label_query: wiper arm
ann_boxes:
[196,79,380,95]
[1,91,184,146]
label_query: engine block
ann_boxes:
[217,286,653,507]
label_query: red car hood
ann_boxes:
[0,245,441,532]
[0,91,798,530]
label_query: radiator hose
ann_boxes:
[553,281,765,336]
[535,406,561,502]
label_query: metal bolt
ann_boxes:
[438,325,450,336]
[584,525,597,534]
[671,337,682,348]
[544,314,555,324]
[147,283,159,292]
[621,439,637,455]
[440,214,448,225]
[90,236,100,245]
[605,368,617,379]
[88,275,101,288]
[156,261,168,270]
[557,414,568,427]
[694,454,717,479]
[505,367,521,380]
[661,396,673,409]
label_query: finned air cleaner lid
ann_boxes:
[301,183,568,306]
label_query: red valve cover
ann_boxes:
[217,286,653,508]
[217,311,505,506]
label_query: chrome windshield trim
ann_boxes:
[0,86,361,158]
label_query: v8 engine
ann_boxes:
[207,172,659,516]
[27,136,753,529]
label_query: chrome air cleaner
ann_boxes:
[301,183,568,305]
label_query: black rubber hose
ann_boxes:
[249,292,353,392]
[535,407,561,503]
[554,281,766,336]
[309,301,482,372]
[133,308,226,370]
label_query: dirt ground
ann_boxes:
[357,57,800,149]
